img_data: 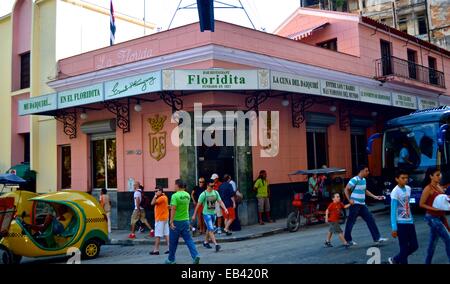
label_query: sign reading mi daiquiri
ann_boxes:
[19,94,57,115]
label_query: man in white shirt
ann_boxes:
[129,181,152,239]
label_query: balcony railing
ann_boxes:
[375,56,445,88]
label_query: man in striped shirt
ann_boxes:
[344,165,388,246]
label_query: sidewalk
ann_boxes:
[108,202,388,246]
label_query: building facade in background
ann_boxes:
[15,7,449,229]
[300,0,449,51]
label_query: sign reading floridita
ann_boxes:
[163,69,270,90]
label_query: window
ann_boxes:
[351,134,368,175]
[407,49,417,79]
[92,138,117,189]
[428,56,438,85]
[20,52,30,89]
[23,133,30,163]
[398,17,407,33]
[380,40,392,75]
[317,38,337,51]
[417,15,427,35]
[61,145,71,189]
[307,130,328,169]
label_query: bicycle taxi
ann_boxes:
[286,167,347,232]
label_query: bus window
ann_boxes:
[383,123,438,170]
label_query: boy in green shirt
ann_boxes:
[166,179,200,264]
[192,179,228,252]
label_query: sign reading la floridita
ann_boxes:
[163,69,270,90]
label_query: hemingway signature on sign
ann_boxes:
[111,76,157,97]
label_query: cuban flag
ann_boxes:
[110,0,116,45]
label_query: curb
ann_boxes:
[107,206,388,246]
[107,227,287,246]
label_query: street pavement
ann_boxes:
[22,209,450,264]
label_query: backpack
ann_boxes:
[140,192,151,209]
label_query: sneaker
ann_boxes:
[193,256,200,264]
[343,243,351,249]
[215,244,221,252]
[164,259,176,264]
[164,250,169,254]
[149,230,155,238]
[324,241,333,248]
[388,257,397,264]
[259,221,265,225]
[128,233,136,239]
[225,230,232,236]
[348,241,357,246]
[374,238,388,245]
[203,242,212,249]
[150,251,160,255]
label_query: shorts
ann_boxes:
[203,214,216,232]
[155,220,169,237]
[257,197,270,213]
[222,207,236,220]
[215,202,223,217]
[328,222,343,234]
[130,209,147,225]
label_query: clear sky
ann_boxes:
[0,0,301,33]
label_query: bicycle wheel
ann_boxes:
[287,211,301,232]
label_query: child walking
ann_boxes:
[389,169,418,264]
[325,193,350,248]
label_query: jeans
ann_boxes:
[344,204,381,242]
[424,214,450,264]
[394,223,418,264]
[168,220,199,262]
[203,214,216,232]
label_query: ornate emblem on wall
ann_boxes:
[148,114,167,161]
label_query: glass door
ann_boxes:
[92,138,117,189]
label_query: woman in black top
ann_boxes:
[191,177,207,234]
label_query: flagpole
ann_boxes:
[143,0,146,36]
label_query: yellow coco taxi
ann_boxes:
[0,190,108,264]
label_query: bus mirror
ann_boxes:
[366,133,381,154]
[437,124,449,147]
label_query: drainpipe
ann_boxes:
[424,0,432,43]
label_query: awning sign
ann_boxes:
[58,83,104,109]
[18,93,57,115]
[360,88,392,106]
[163,69,270,90]
[105,71,161,100]
[418,98,438,110]
[392,93,418,109]
[321,80,360,101]
[271,71,320,95]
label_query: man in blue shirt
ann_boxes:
[219,174,236,236]
[344,165,388,246]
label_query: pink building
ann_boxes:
[19,8,450,228]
